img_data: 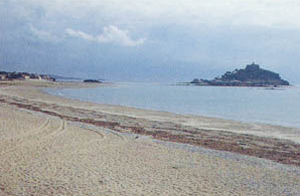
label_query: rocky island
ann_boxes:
[83,79,102,83]
[191,63,290,87]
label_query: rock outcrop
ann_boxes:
[83,79,102,83]
[191,63,289,87]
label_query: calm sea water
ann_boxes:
[48,83,300,128]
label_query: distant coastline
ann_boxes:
[0,71,55,82]
[0,71,107,84]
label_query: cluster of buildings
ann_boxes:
[0,71,55,81]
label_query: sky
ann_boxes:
[0,0,299,83]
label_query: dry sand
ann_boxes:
[0,80,300,195]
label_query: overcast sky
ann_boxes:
[1,0,299,83]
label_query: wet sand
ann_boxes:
[0,80,299,195]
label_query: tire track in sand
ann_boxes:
[43,119,67,139]
[109,130,125,141]
[82,127,105,139]
[0,118,66,156]
[0,118,51,155]
[0,117,50,144]
[20,117,51,139]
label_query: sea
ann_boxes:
[47,83,300,128]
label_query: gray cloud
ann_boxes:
[0,0,299,82]
[10,0,300,29]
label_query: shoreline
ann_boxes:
[1,80,300,195]
[47,82,300,129]
[1,80,300,166]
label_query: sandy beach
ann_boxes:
[0,80,300,196]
